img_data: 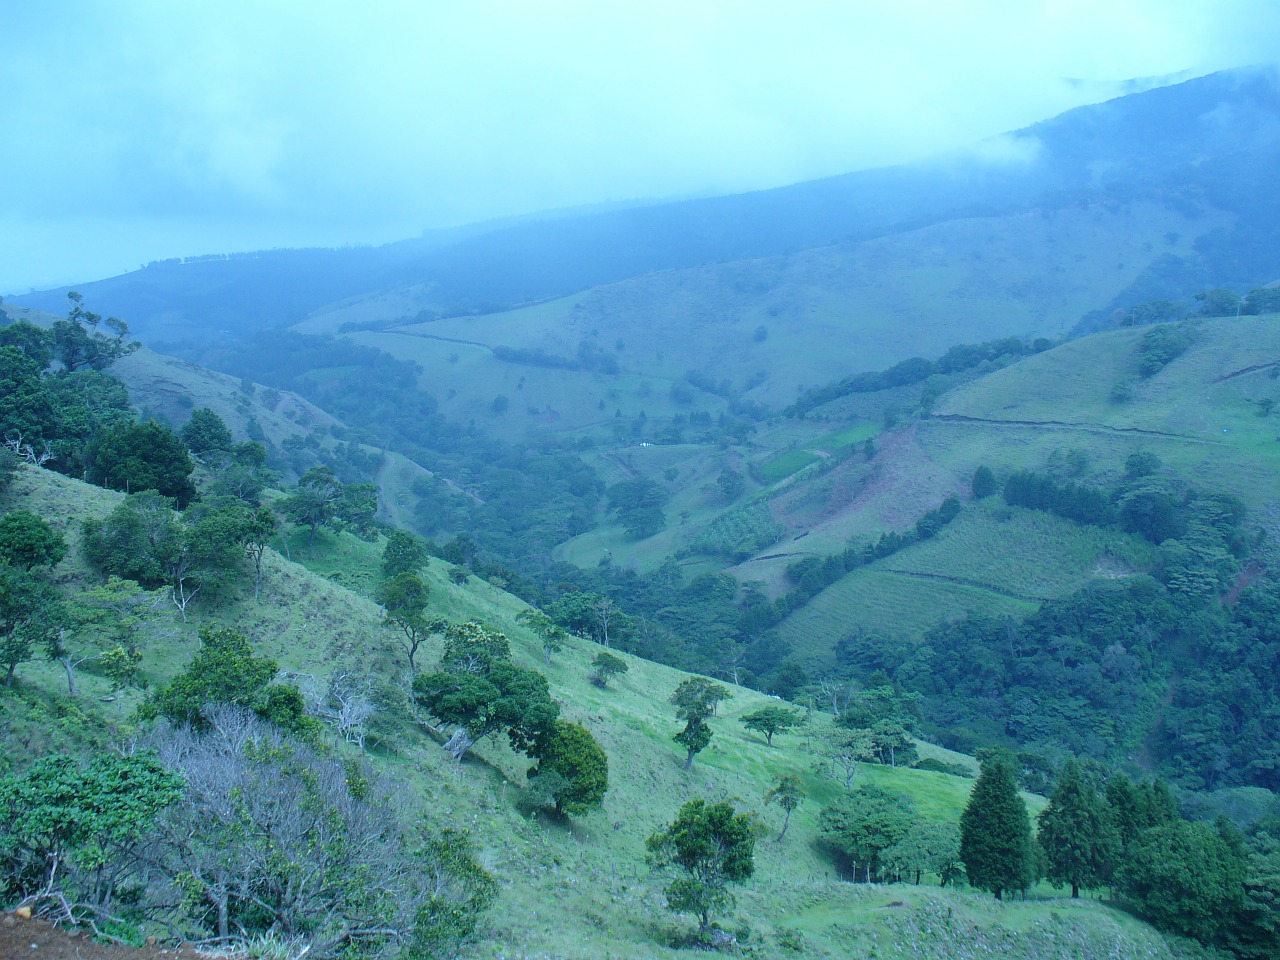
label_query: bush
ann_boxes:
[1137,324,1192,378]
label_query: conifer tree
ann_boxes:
[1037,759,1120,897]
[960,750,1033,899]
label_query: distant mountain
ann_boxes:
[14,67,1278,346]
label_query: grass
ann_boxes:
[886,500,1158,601]
[0,463,1185,959]
[932,314,1280,507]
[754,448,823,484]
[779,567,1037,667]
[307,199,1223,434]
[739,314,1279,637]
[114,347,342,450]
[813,421,879,454]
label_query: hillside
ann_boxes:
[321,199,1219,434]
[12,68,1280,353]
[578,313,1277,613]
[0,463,1189,960]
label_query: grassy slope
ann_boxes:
[108,347,445,532]
[113,347,343,446]
[559,313,1278,621]
[0,464,1183,959]
[739,315,1280,652]
[304,200,1223,442]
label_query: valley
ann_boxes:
[4,66,1280,959]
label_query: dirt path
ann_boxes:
[0,911,207,960]
[1215,359,1280,382]
[383,329,493,350]
[928,413,1219,443]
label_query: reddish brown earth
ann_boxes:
[0,910,208,960]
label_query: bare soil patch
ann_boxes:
[0,911,207,960]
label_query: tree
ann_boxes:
[143,707,493,954]
[439,619,511,673]
[52,577,162,696]
[206,440,275,504]
[674,721,713,771]
[0,752,184,908]
[89,420,197,507]
[1118,818,1247,943]
[0,510,67,570]
[960,750,1033,899]
[306,671,378,751]
[0,562,62,686]
[282,466,344,549]
[376,572,439,672]
[142,624,314,736]
[409,829,498,960]
[1229,822,1280,960]
[740,705,801,746]
[52,291,137,372]
[819,784,915,882]
[589,594,621,648]
[180,407,233,460]
[645,799,759,934]
[1243,287,1280,315]
[1037,759,1120,898]
[817,726,875,789]
[670,677,731,770]
[546,591,627,648]
[413,624,559,762]
[0,320,54,368]
[241,505,278,601]
[382,528,427,580]
[716,468,745,503]
[527,720,609,816]
[883,820,964,886]
[516,607,567,666]
[338,481,380,539]
[0,346,55,451]
[0,511,66,687]
[972,465,998,499]
[0,449,17,494]
[764,775,805,841]
[672,676,732,720]
[1195,288,1242,317]
[165,498,254,618]
[588,651,629,689]
[1107,774,1177,855]
[865,719,917,768]
[81,491,182,588]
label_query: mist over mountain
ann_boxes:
[14,67,1279,347]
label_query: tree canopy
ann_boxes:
[412,622,559,762]
[740,704,801,746]
[141,624,314,735]
[527,720,609,816]
[89,420,197,507]
[646,799,758,934]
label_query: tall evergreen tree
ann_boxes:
[960,750,1033,899]
[1037,759,1120,897]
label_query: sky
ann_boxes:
[3,0,1280,294]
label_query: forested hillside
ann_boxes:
[5,315,1224,959]
[5,66,1280,960]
